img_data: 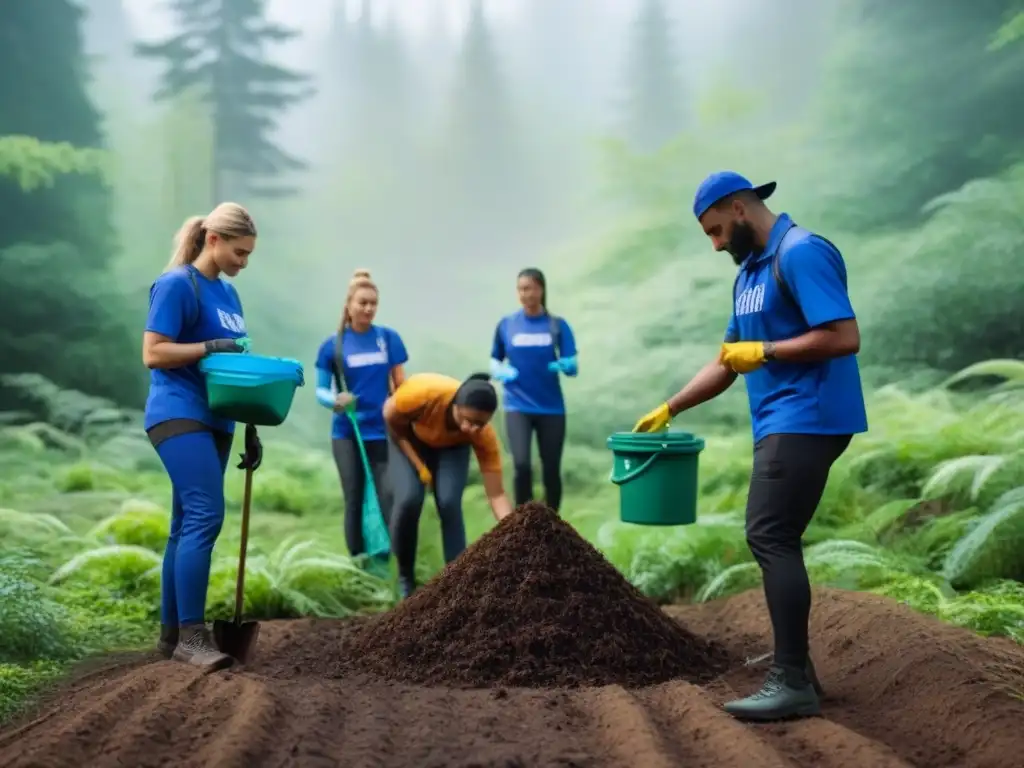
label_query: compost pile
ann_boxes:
[338,501,729,688]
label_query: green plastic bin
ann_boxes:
[607,431,706,526]
[207,379,299,427]
[200,353,304,427]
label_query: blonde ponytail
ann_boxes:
[166,216,206,270]
[339,268,379,331]
[163,202,257,273]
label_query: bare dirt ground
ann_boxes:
[3,505,1022,768]
[1,587,1022,768]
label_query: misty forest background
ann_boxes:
[1,0,1024,720]
[3,0,1020,444]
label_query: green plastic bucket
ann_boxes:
[200,353,305,427]
[606,431,705,526]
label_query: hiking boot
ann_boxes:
[398,574,416,600]
[172,623,234,672]
[723,665,821,722]
[156,624,178,658]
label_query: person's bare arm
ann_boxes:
[142,331,207,370]
[768,319,860,363]
[390,364,407,391]
[382,396,427,474]
[481,471,513,520]
[667,358,738,417]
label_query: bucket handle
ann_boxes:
[609,451,661,485]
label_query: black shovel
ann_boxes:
[214,425,261,664]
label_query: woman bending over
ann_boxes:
[383,372,513,598]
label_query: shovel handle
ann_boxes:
[234,459,253,626]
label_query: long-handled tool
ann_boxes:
[348,410,391,563]
[332,329,391,566]
[214,424,261,664]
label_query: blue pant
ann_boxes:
[154,428,232,626]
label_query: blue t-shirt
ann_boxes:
[725,213,868,443]
[491,310,577,415]
[144,265,247,433]
[315,325,408,441]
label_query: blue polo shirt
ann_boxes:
[724,213,868,443]
[315,325,408,441]
[491,310,577,415]
[144,266,247,434]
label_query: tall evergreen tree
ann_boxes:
[439,0,529,253]
[80,0,155,112]
[520,0,598,120]
[136,0,313,204]
[343,1,417,165]
[0,1,141,404]
[0,0,114,261]
[620,0,687,152]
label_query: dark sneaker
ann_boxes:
[156,624,178,659]
[172,624,234,672]
[724,665,821,722]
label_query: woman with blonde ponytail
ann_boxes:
[314,268,409,562]
[142,202,260,673]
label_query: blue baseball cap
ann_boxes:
[692,171,776,220]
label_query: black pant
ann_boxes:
[745,433,852,673]
[331,438,391,558]
[504,411,566,511]
[388,437,471,581]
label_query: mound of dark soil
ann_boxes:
[337,501,730,688]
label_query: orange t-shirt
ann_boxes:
[389,372,503,474]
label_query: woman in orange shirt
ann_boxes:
[383,371,514,598]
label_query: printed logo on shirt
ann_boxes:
[346,335,389,369]
[217,308,246,334]
[511,332,553,348]
[735,282,766,318]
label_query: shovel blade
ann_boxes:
[213,619,260,665]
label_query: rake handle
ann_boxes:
[234,460,253,626]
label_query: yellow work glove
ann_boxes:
[417,464,433,487]
[719,341,767,374]
[633,402,672,433]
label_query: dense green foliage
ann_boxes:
[2,365,1023,721]
[0,3,140,408]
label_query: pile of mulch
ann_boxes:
[335,501,731,689]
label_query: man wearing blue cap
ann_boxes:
[633,171,867,721]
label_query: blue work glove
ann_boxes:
[236,423,262,471]
[547,356,578,376]
[489,358,519,383]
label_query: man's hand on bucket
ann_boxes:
[633,402,671,433]
[718,341,766,374]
